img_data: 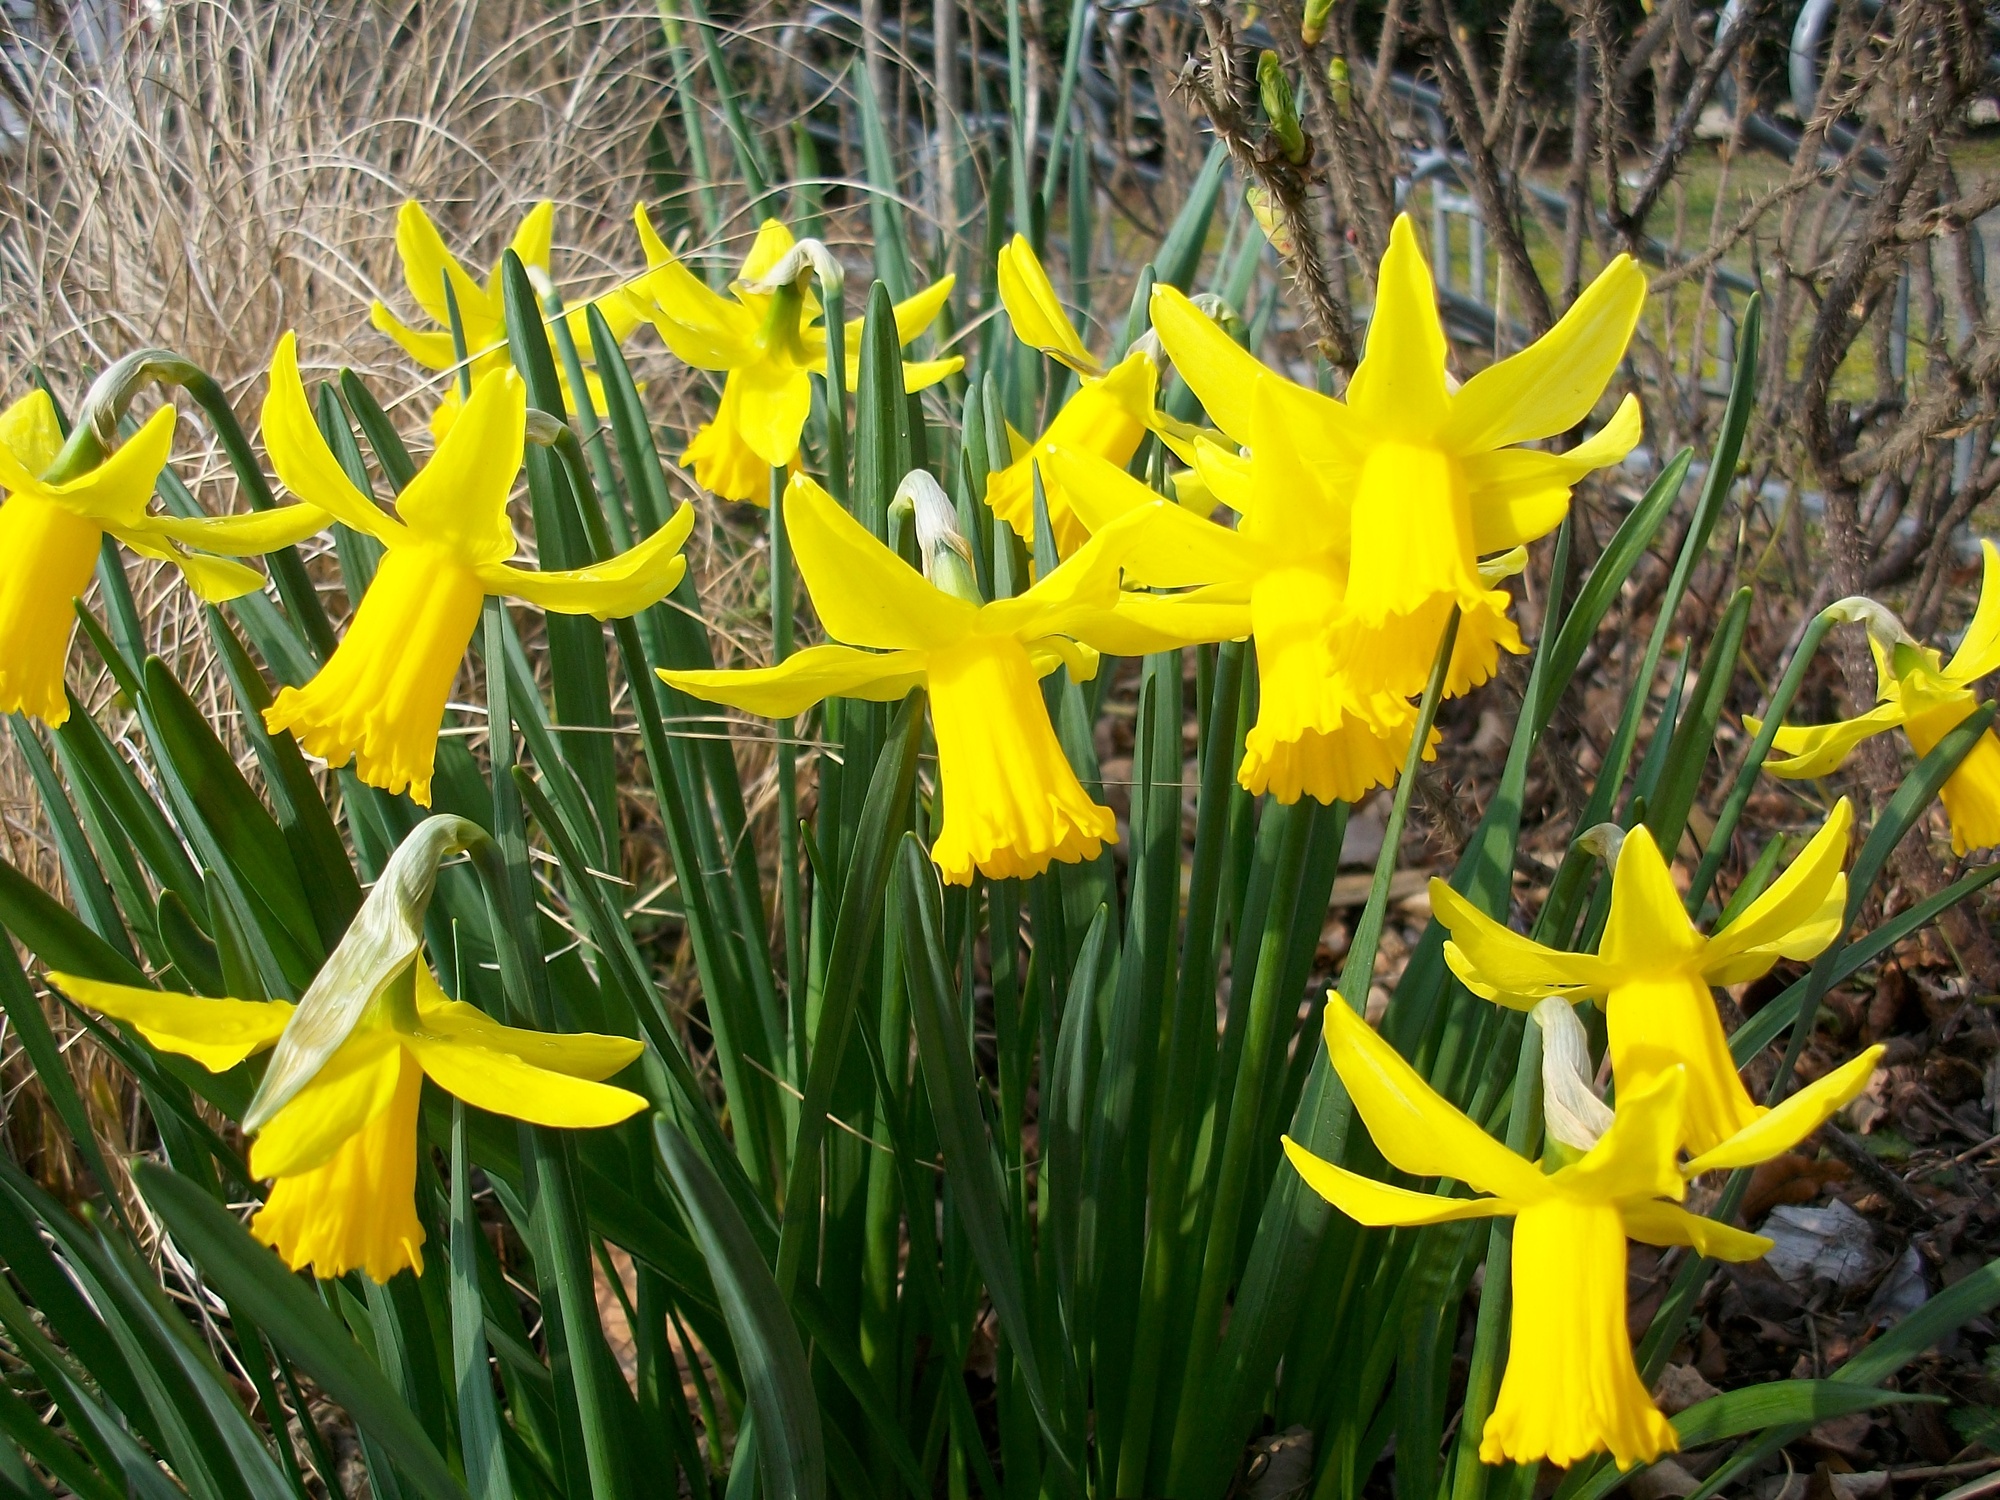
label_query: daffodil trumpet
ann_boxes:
[662,470,1198,883]
[631,208,962,503]
[1747,548,2000,854]
[1431,799,1856,1154]
[258,332,694,805]
[0,384,327,726]
[986,235,1211,556]
[370,199,643,440]
[1284,998,1880,1469]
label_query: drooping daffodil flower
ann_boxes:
[986,235,1207,556]
[630,208,962,503]
[49,817,646,1283]
[258,332,694,804]
[0,388,327,725]
[1045,386,1526,805]
[370,200,644,440]
[661,471,1185,882]
[1284,997,1880,1469]
[1149,214,1643,708]
[1430,800,1857,1154]
[1746,559,2000,854]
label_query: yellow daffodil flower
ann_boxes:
[1746,549,2000,854]
[1148,214,1643,704]
[1430,800,1855,1154]
[662,471,1174,882]
[258,333,694,804]
[1046,388,1525,805]
[1284,998,1880,1469]
[0,389,327,725]
[986,235,1200,556]
[370,200,643,440]
[52,965,643,1281]
[630,208,962,503]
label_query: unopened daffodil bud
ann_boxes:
[894,470,981,604]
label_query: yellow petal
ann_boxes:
[1321,997,1552,1203]
[406,1032,646,1129]
[261,334,405,543]
[875,357,964,395]
[1704,799,1851,983]
[1683,1045,1884,1175]
[732,359,813,469]
[1281,1136,1515,1225]
[1599,827,1704,972]
[369,302,462,372]
[1067,585,1254,655]
[662,643,931,718]
[394,200,488,330]
[0,494,99,724]
[1620,1200,1772,1262]
[1442,256,1646,453]
[1603,975,1760,1157]
[1147,284,1270,444]
[264,548,485,806]
[1944,539,2000,683]
[479,506,692,619]
[1344,439,1481,626]
[146,543,266,605]
[1938,728,2000,855]
[1431,879,1610,1004]
[0,405,177,530]
[842,273,958,352]
[251,1054,425,1283]
[1345,215,1450,441]
[738,219,798,283]
[1462,394,1643,555]
[1237,380,1362,553]
[997,236,1100,374]
[785,473,975,650]
[415,980,644,1080]
[48,973,294,1072]
[1191,434,1252,515]
[1557,1067,1686,1205]
[0,389,63,472]
[393,367,524,565]
[140,502,328,557]
[1746,701,1908,780]
[641,252,762,369]
[1482,1200,1677,1470]
[505,200,556,277]
[926,635,1115,883]
[249,1030,405,1179]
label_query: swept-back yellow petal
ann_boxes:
[1598,828,1703,972]
[1344,216,1450,441]
[1322,998,1552,1203]
[139,503,327,557]
[1603,974,1759,1155]
[1620,1201,1772,1261]
[1442,256,1646,453]
[1238,381,1359,553]
[250,1031,405,1179]
[841,274,958,355]
[641,242,762,369]
[1049,460,1267,588]
[785,474,975,650]
[997,235,1100,374]
[1556,1068,1685,1206]
[369,304,463,372]
[50,973,295,1072]
[1461,394,1643,555]
[1069,585,1254,655]
[1147,284,1270,444]
[406,1033,647,1129]
[111,531,265,604]
[392,367,524,565]
[1281,1137,1516,1225]
[732,358,813,469]
[1683,1044,1883,1175]
[0,405,176,530]
[987,354,1156,554]
[663,643,930,718]
[1345,439,1481,625]
[394,200,489,330]
[505,200,556,279]
[1703,800,1851,982]
[0,389,63,471]
[738,219,798,283]
[1746,700,1908,780]
[416,985,645,1081]
[1431,881,1610,1004]
[478,507,692,619]
[262,334,404,543]
[1944,539,2000,683]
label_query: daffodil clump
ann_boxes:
[1745,548,2000,853]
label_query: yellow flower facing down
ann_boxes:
[259,332,694,804]
[663,472,1173,883]
[1747,547,2000,855]
[52,965,644,1282]
[985,236,1208,556]
[631,209,962,503]
[0,389,327,725]
[370,200,643,440]
[1149,214,1642,693]
[1431,800,1858,1155]
[1284,998,1880,1469]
